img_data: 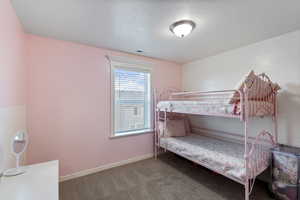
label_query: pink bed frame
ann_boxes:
[154,73,279,200]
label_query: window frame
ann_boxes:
[109,59,153,139]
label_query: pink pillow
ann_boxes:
[165,119,187,137]
[184,118,191,134]
[158,119,186,137]
[158,121,164,137]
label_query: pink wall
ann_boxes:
[26,35,182,176]
[0,0,26,107]
[0,0,27,172]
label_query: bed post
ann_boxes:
[154,89,158,160]
[154,109,158,160]
[243,85,250,200]
[273,92,278,144]
[163,109,167,153]
[154,111,159,160]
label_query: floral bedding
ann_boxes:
[157,100,274,117]
[160,134,270,182]
[157,101,235,115]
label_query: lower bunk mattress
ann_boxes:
[160,134,270,182]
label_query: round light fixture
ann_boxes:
[169,20,196,38]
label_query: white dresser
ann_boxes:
[0,160,59,200]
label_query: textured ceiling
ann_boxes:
[12,0,300,63]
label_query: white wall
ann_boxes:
[183,30,300,147]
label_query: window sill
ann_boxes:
[110,129,154,139]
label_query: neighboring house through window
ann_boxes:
[109,57,152,137]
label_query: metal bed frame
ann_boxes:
[154,73,279,200]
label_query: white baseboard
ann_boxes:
[60,153,153,182]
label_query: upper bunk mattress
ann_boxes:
[160,134,270,182]
[157,100,274,117]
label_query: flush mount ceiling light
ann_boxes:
[170,20,196,38]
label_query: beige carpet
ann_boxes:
[60,153,273,200]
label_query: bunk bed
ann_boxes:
[154,71,280,200]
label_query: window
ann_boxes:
[111,61,152,137]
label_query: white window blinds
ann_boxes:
[113,66,151,136]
